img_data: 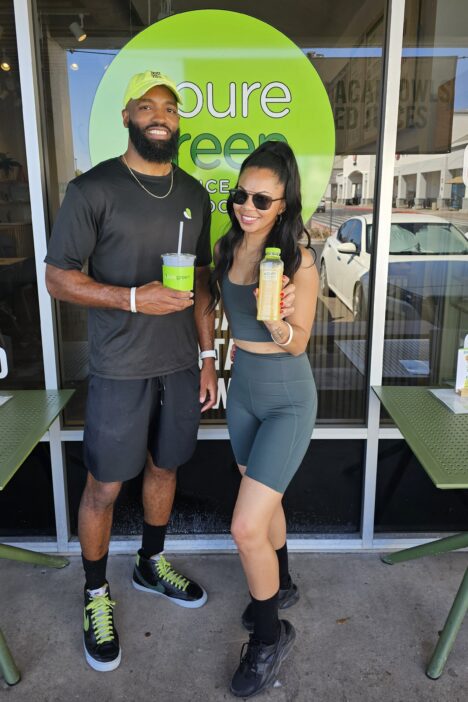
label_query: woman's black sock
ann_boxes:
[82,551,108,591]
[251,592,279,645]
[276,542,291,590]
[141,521,167,558]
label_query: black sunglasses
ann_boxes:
[229,188,284,211]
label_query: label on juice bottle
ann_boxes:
[257,269,282,321]
[262,271,278,281]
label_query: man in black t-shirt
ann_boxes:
[45,71,217,672]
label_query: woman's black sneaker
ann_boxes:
[83,583,121,672]
[132,551,207,608]
[241,580,299,632]
[230,619,296,698]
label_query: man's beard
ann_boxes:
[128,119,179,163]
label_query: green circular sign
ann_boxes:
[89,10,335,246]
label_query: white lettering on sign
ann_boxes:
[215,311,229,332]
[214,338,225,370]
[178,81,291,119]
[260,82,291,118]
[205,179,218,194]
[242,82,261,117]
[0,348,8,379]
[214,377,231,410]
[177,81,204,118]
[206,82,236,118]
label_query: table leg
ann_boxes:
[0,544,69,569]
[0,628,20,685]
[381,532,468,565]
[426,568,468,680]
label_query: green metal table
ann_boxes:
[373,386,468,679]
[0,389,74,685]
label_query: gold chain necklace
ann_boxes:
[121,154,174,199]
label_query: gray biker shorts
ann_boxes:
[83,365,201,483]
[226,349,317,494]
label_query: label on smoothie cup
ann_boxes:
[162,253,196,291]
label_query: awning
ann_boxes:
[445,175,464,184]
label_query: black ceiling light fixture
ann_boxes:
[69,13,86,42]
[1,50,11,72]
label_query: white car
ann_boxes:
[316,198,326,213]
[320,214,468,321]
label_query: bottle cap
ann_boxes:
[265,247,281,256]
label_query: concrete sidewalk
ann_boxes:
[1,552,467,701]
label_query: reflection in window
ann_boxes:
[37,0,387,424]
[367,221,468,254]
[0,0,44,390]
[382,0,468,393]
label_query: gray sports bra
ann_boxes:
[220,274,272,342]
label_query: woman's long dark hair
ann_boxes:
[209,140,313,310]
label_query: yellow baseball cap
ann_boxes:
[123,70,182,108]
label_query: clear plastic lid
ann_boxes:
[161,253,196,266]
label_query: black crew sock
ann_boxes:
[140,521,167,559]
[276,543,291,590]
[251,592,279,645]
[82,552,108,591]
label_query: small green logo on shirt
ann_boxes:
[183,208,192,219]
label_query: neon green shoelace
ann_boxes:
[155,555,189,591]
[86,594,116,644]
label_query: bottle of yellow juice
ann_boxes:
[257,247,284,321]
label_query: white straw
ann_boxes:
[177,221,184,254]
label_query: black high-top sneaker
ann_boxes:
[242,578,299,632]
[132,551,207,608]
[83,583,121,672]
[230,619,296,698]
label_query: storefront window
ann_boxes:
[0,0,44,390]
[66,440,363,536]
[4,0,461,545]
[0,444,56,536]
[382,0,468,395]
[376,0,468,533]
[308,23,384,423]
[37,0,385,427]
[375,440,468,533]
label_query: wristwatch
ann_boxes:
[199,349,218,360]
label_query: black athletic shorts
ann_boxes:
[83,365,201,482]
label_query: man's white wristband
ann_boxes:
[130,286,137,314]
[199,349,217,360]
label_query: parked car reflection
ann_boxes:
[316,197,326,213]
[320,214,468,322]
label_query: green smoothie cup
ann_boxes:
[161,253,196,291]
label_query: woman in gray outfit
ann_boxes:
[210,141,319,698]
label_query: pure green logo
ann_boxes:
[89,10,335,246]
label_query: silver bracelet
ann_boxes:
[271,321,293,347]
[130,286,137,313]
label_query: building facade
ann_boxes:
[0,0,467,554]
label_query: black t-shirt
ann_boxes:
[45,158,212,379]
